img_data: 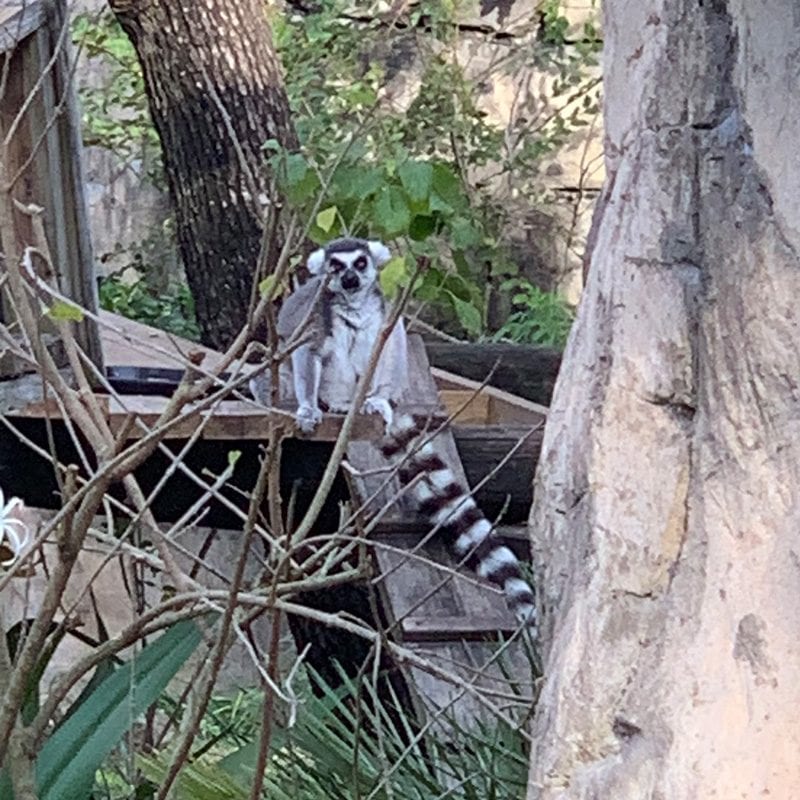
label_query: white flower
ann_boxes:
[0,489,29,566]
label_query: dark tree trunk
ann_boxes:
[109,0,298,350]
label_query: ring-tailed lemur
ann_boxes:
[254,237,408,432]
[254,237,536,627]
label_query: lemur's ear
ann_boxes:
[307,247,326,275]
[367,240,391,267]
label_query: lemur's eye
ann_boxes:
[329,258,345,273]
[354,256,367,271]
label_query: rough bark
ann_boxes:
[109,0,298,350]
[528,2,800,798]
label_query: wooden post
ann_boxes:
[0,0,103,375]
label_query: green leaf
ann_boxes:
[449,216,481,249]
[379,256,407,298]
[258,274,278,298]
[279,153,320,204]
[330,166,383,201]
[374,186,410,238]
[34,619,205,800]
[397,160,433,203]
[408,214,436,241]
[448,292,482,336]
[47,300,84,323]
[227,449,242,468]
[430,162,465,210]
[316,205,337,233]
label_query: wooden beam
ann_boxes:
[431,366,548,425]
[0,3,45,53]
[424,340,562,406]
[8,390,444,443]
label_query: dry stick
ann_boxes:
[28,603,212,750]
[246,408,290,798]
[0,163,120,762]
[155,435,278,800]
[288,271,420,550]
[1,200,262,764]
[0,609,36,800]
[273,598,530,740]
[0,478,108,765]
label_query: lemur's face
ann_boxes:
[307,237,392,297]
[325,246,378,296]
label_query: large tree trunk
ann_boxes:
[109,0,298,350]
[528,2,800,798]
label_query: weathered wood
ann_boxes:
[99,310,224,371]
[0,0,102,373]
[424,340,562,406]
[431,367,548,425]
[454,423,543,523]
[0,2,45,51]
[12,391,443,443]
[39,0,103,368]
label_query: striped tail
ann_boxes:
[380,414,536,629]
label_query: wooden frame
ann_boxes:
[0,1,102,374]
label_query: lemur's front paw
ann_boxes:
[295,404,323,433]
[362,396,394,433]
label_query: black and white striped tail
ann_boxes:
[380,414,536,629]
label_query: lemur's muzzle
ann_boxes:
[340,270,360,292]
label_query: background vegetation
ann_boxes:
[74,0,599,348]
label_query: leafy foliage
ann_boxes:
[271,0,598,343]
[494,278,575,348]
[0,620,204,800]
[75,1,599,346]
[72,12,162,183]
[134,665,529,800]
[99,267,200,341]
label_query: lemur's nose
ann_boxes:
[341,270,360,291]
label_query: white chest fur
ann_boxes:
[319,292,385,410]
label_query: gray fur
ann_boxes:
[251,238,408,432]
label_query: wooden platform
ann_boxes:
[3,311,544,725]
[4,310,546,442]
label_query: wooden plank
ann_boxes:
[438,388,490,424]
[424,339,562,406]
[371,531,519,636]
[40,0,103,369]
[401,615,521,641]
[431,366,548,425]
[0,2,44,52]
[453,423,544,524]
[0,1,101,372]
[99,310,225,371]
[10,390,441,442]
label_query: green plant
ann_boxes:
[494,278,574,348]
[0,619,205,800]
[137,665,529,800]
[271,0,598,340]
[72,11,162,183]
[99,268,200,341]
[269,144,514,336]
